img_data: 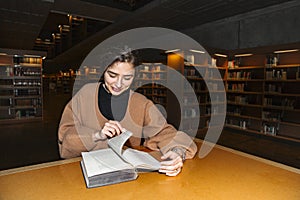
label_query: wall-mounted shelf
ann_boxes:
[225,50,300,141]
[133,63,168,107]
[0,52,44,124]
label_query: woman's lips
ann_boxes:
[111,86,122,92]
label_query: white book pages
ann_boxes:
[123,148,160,170]
[108,130,132,156]
[82,148,133,177]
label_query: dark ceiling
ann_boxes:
[0,0,296,68]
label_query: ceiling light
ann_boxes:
[234,53,253,57]
[24,54,41,58]
[0,53,7,56]
[189,49,205,54]
[214,53,227,58]
[165,49,180,53]
[274,49,299,54]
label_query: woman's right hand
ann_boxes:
[100,120,126,139]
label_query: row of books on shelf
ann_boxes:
[13,57,42,65]
[1,66,41,77]
[136,73,166,80]
[226,83,245,92]
[266,70,287,80]
[265,84,283,93]
[133,82,166,88]
[184,81,221,91]
[0,98,42,107]
[0,108,41,119]
[14,79,42,87]
[184,81,204,91]
[182,107,226,119]
[184,68,198,77]
[225,119,278,136]
[227,71,252,80]
[136,88,167,96]
[7,89,39,97]
[14,88,40,96]
[184,68,225,79]
[152,97,166,105]
[228,106,296,118]
[228,95,247,104]
[153,89,166,96]
[262,111,282,122]
[139,64,163,72]
[263,98,296,109]
[228,54,283,69]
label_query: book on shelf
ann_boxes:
[80,130,160,188]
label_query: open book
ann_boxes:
[80,131,160,188]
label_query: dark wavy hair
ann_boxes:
[107,49,137,69]
[100,49,138,82]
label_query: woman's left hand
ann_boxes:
[159,151,183,176]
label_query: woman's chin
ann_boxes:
[110,86,130,96]
[111,89,124,96]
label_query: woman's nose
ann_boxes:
[116,77,122,87]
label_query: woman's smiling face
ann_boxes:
[103,61,135,96]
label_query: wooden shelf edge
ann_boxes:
[0,117,43,124]
[224,125,300,143]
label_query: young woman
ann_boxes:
[58,50,197,176]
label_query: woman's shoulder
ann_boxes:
[81,82,99,90]
[75,83,99,97]
[76,83,99,94]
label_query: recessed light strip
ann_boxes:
[234,53,253,57]
[274,49,299,54]
[24,54,41,58]
[189,49,205,54]
[165,49,181,53]
[214,53,227,58]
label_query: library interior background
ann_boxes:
[0,0,300,170]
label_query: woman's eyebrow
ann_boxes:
[124,74,134,77]
[107,70,134,77]
[107,70,118,75]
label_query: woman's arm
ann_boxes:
[58,87,108,159]
[142,100,197,159]
[140,100,197,176]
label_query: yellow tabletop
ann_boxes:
[1,141,299,200]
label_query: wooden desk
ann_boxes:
[1,141,299,200]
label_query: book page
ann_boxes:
[123,148,161,170]
[82,148,133,177]
[108,130,132,156]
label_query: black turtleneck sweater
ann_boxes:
[98,83,130,121]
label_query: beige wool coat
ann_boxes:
[58,83,197,159]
